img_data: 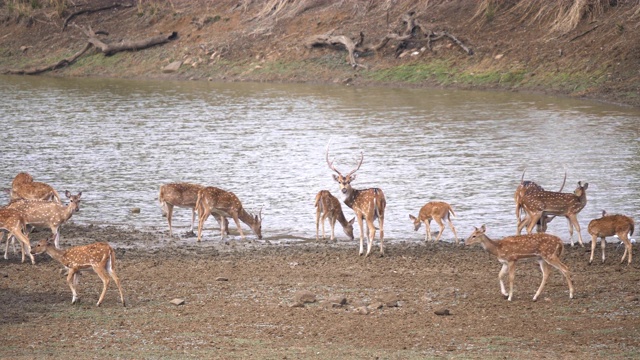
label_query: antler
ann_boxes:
[325,144,343,176]
[345,152,364,177]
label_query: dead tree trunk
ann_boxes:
[3,43,92,75]
[78,25,178,56]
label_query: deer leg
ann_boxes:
[196,208,210,242]
[498,262,509,298]
[448,218,459,245]
[533,260,551,301]
[165,204,174,236]
[507,261,516,301]
[568,214,584,247]
[330,216,336,241]
[378,214,385,256]
[232,216,245,240]
[189,207,197,234]
[93,265,111,307]
[106,253,126,307]
[3,232,8,260]
[546,256,574,299]
[425,219,432,242]
[66,268,80,304]
[526,212,542,235]
[13,230,34,265]
[434,218,446,242]
[601,236,608,263]
[589,234,598,264]
[315,209,321,241]
[618,232,632,264]
[365,218,376,257]
[357,216,365,256]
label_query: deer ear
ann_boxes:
[78,191,83,197]
[582,182,589,190]
[480,224,486,232]
[332,174,339,182]
[65,190,71,198]
[348,217,355,225]
[350,174,357,181]
[409,215,416,221]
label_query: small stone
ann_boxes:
[624,295,639,302]
[327,295,347,306]
[170,298,185,306]
[162,61,183,73]
[290,302,304,308]
[354,306,369,315]
[130,208,141,214]
[368,302,384,310]
[434,309,451,316]
[216,277,229,282]
[294,290,316,304]
[494,54,504,60]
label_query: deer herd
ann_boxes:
[0,147,636,305]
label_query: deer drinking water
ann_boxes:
[517,181,589,247]
[195,186,262,242]
[465,225,574,301]
[158,182,228,237]
[314,190,354,241]
[30,238,126,307]
[10,172,61,203]
[326,147,386,257]
[588,211,635,265]
[7,191,82,249]
[409,201,459,244]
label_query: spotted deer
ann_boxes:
[195,186,262,241]
[314,190,355,241]
[588,211,635,265]
[326,147,386,257]
[409,201,459,244]
[159,182,228,237]
[7,191,82,248]
[30,238,126,307]
[0,208,34,264]
[514,170,566,233]
[465,225,574,301]
[517,181,589,247]
[10,172,61,203]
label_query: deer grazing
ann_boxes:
[517,181,589,247]
[314,190,355,241]
[326,147,386,257]
[7,191,82,249]
[514,170,566,233]
[159,182,228,237]
[30,238,126,307]
[0,208,35,264]
[465,225,574,301]
[588,211,635,265]
[409,201,459,244]
[10,172,61,203]
[195,186,262,241]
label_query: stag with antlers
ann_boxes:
[514,170,566,234]
[326,146,386,257]
[517,181,589,247]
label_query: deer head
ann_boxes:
[326,145,363,196]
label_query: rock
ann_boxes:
[215,277,228,282]
[354,306,369,315]
[367,302,384,310]
[170,298,185,306]
[327,295,347,306]
[378,293,399,307]
[624,295,639,302]
[294,290,316,304]
[162,61,183,73]
[130,207,141,214]
[434,309,451,316]
[494,54,504,60]
[290,302,305,308]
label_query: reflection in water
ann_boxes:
[1,75,639,243]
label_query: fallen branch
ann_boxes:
[2,43,91,75]
[63,2,134,30]
[569,24,599,42]
[77,25,178,56]
[305,12,472,68]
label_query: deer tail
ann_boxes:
[107,248,116,274]
[630,221,635,237]
[314,192,322,209]
[448,205,457,219]
[194,190,203,216]
[51,189,62,203]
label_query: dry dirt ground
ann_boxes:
[1,224,639,359]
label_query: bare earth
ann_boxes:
[1,224,639,359]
